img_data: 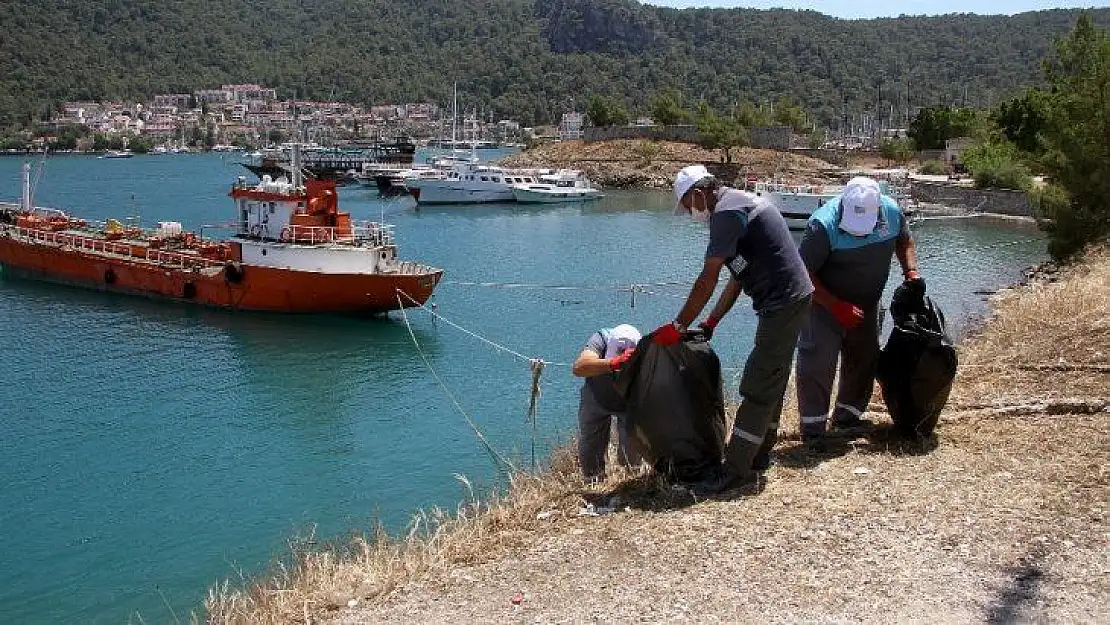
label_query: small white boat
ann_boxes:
[511,170,603,203]
[749,181,840,231]
[100,150,134,159]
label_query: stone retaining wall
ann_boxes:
[910,181,1031,216]
[583,125,701,143]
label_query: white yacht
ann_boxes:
[750,181,841,231]
[511,169,603,203]
[406,161,540,204]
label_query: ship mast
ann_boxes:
[21,162,31,212]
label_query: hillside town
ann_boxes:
[29,83,530,151]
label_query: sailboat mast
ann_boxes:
[451,82,457,149]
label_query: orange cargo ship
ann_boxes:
[0,161,442,313]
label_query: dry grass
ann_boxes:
[206,248,1110,624]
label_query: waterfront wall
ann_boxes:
[583,125,701,143]
[911,181,1032,216]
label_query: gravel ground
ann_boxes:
[332,410,1108,624]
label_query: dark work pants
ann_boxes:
[795,302,881,437]
[723,294,812,476]
[577,384,641,480]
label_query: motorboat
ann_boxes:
[405,160,542,205]
[511,170,603,203]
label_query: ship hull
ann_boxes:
[0,237,441,314]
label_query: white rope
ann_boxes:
[395,293,516,473]
[396,289,570,367]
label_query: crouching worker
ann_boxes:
[796,176,922,445]
[571,324,644,481]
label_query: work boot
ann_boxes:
[685,464,764,500]
[830,415,875,436]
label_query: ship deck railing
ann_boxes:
[3,224,227,270]
[278,222,395,247]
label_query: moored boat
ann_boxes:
[0,158,442,314]
[511,169,602,203]
[749,181,840,231]
[406,160,542,204]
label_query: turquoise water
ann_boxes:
[0,153,1046,623]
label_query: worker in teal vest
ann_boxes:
[795,176,923,444]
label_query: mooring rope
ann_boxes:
[395,293,517,473]
[397,289,571,367]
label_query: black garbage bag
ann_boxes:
[613,330,727,481]
[877,283,959,438]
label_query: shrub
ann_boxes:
[961,141,1033,190]
[919,159,949,175]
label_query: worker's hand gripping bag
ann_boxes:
[613,330,727,482]
[877,282,959,438]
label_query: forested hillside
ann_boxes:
[1,0,1107,129]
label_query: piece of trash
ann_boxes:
[347,599,359,608]
[536,510,557,520]
[852,467,871,475]
[578,503,616,517]
[510,591,524,605]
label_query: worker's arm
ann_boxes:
[674,256,725,329]
[571,347,613,378]
[895,231,919,278]
[809,271,839,311]
[706,274,743,322]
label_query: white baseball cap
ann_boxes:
[603,324,642,358]
[673,164,712,214]
[839,176,882,236]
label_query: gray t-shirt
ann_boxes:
[799,194,910,308]
[583,331,627,413]
[705,188,814,315]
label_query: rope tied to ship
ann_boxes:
[395,292,516,473]
[396,289,571,367]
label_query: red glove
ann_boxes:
[608,348,636,372]
[697,316,720,340]
[829,299,865,330]
[652,322,682,346]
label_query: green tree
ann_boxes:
[650,88,689,126]
[733,101,771,128]
[695,102,748,163]
[994,89,1051,155]
[960,140,1033,190]
[907,106,985,150]
[1037,13,1110,259]
[879,137,915,164]
[772,97,808,133]
[585,94,630,127]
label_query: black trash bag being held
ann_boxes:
[877,283,959,438]
[613,330,727,482]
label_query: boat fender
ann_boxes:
[104,268,117,285]
[224,261,244,284]
[183,282,197,299]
